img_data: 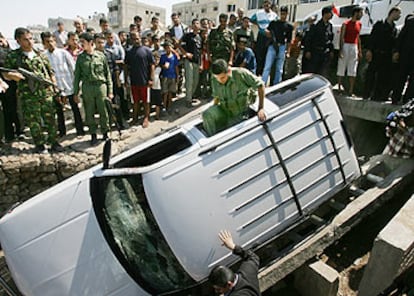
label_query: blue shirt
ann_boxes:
[125,45,154,86]
[160,53,179,79]
[234,47,257,75]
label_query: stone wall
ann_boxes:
[0,151,101,214]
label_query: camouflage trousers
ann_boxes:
[22,95,57,146]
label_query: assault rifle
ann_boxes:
[0,66,60,92]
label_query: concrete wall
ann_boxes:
[358,194,414,296]
[294,260,339,296]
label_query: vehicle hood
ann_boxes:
[0,170,148,296]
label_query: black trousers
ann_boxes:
[308,51,331,79]
[392,57,414,104]
[255,34,270,76]
[54,98,66,136]
[364,52,394,101]
[0,82,21,141]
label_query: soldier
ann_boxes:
[0,32,22,142]
[364,7,401,101]
[208,13,235,65]
[233,16,255,49]
[392,13,414,104]
[3,27,63,153]
[202,59,265,136]
[73,32,112,146]
[302,6,334,78]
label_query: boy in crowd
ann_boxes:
[151,52,163,120]
[234,37,257,74]
[160,41,179,112]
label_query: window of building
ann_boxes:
[201,8,206,13]
[145,10,149,14]
[155,12,160,16]
[213,6,218,11]
[248,0,266,9]
[227,4,236,12]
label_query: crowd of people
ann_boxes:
[0,1,414,153]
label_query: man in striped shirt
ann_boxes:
[250,0,277,75]
[42,31,85,137]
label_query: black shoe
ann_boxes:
[51,143,64,152]
[34,144,48,154]
[77,130,85,136]
[90,134,98,146]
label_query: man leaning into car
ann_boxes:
[209,230,261,296]
[202,59,266,136]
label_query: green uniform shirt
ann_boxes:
[208,27,235,61]
[5,48,55,99]
[212,67,264,118]
[233,27,255,48]
[73,50,112,96]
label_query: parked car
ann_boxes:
[0,74,360,296]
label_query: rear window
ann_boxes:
[114,133,191,168]
[266,75,328,107]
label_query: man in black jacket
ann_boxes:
[302,6,334,78]
[209,230,261,296]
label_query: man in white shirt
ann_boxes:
[169,13,188,41]
[41,31,85,137]
[53,22,68,48]
[142,16,165,40]
[250,0,278,75]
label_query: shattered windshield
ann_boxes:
[91,175,195,294]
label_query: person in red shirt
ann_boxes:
[337,6,363,96]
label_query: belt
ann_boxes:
[83,80,106,85]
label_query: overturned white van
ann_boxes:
[0,74,360,296]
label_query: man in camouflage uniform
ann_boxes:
[202,59,266,136]
[208,13,235,65]
[3,27,63,153]
[74,32,112,146]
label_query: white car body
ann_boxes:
[0,74,361,296]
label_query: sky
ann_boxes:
[0,0,183,39]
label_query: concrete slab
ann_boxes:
[335,96,398,123]
[358,194,414,296]
[258,157,414,292]
[294,260,339,296]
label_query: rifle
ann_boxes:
[0,66,60,93]
[105,97,122,137]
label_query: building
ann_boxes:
[48,13,105,35]
[172,0,245,25]
[107,0,166,31]
[172,0,349,25]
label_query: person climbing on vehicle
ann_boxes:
[202,59,266,136]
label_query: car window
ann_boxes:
[91,175,195,294]
[266,75,327,107]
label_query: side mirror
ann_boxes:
[103,139,112,169]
